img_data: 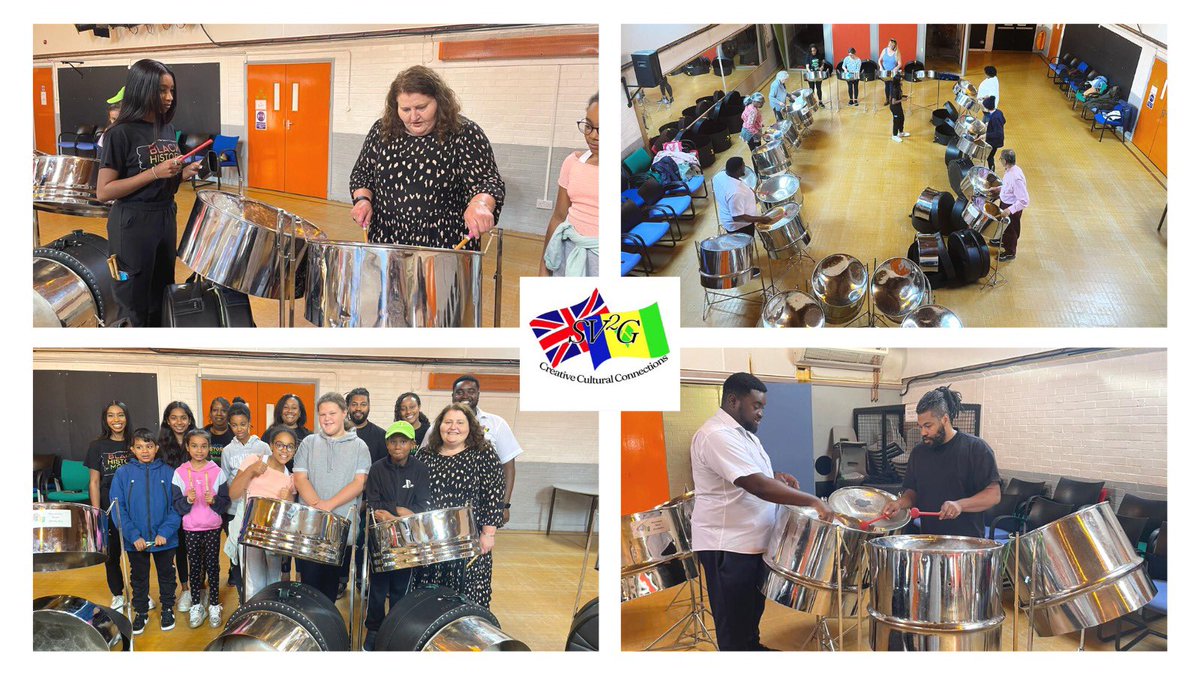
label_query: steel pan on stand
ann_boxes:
[871,257,930,324]
[369,505,482,572]
[761,290,825,327]
[33,502,106,571]
[901,304,963,327]
[696,233,766,322]
[751,139,791,179]
[755,173,802,210]
[811,254,868,326]
[32,154,112,247]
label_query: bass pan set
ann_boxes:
[907,187,993,288]
[32,501,133,651]
[620,493,698,602]
[179,190,494,328]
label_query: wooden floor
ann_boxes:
[640,66,762,137]
[621,576,1166,652]
[34,186,541,327]
[33,530,597,651]
[635,52,1168,327]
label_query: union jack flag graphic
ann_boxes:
[528,289,608,368]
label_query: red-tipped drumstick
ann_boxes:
[179,138,214,163]
[858,507,942,530]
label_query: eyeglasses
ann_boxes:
[272,442,296,451]
[577,120,598,135]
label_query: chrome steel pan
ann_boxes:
[901,305,963,328]
[178,190,327,299]
[423,617,530,651]
[621,504,691,570]
[304,238,484,328]
[804,69,830,82]
[828,487,912,532]
[761,290,825,328]
[788,100,815,129]
[33,230,117,327]
[622,556,700,601]
[792,88,818,110]
[370,505,481,572]
[872,257,930,322]
[32,258,98,328]
[755,173,801,209]
[208,581,349,651]
[1011,501,1157,637]
[240,497,351,565]
[33,595,131,651]
[960,198,1007,233]
[868,535,1006,651]
[32,154,111,218]
[954,136,992,163]
[954,114,987,138]
[655,491,695,529]
[756,202,810,259]
[750,140,791,178]
[33,502,106,571]
[811,254,867,325]
[960,166,1002,200]
[914,233,942,273]
[696,233,754,279]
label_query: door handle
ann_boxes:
[286,119,293,130]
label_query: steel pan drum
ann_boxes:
[621,556,700,601]
[954,135,992,163]
[33,595,131,651]
[33,502,106,571]
[788,99,815,129]
[32,258,99,328]
[828,487,912,532]
[914,233,943,273]
[739,167,758,190]
[178,190,327,299]
[960,198,1008,233]
[911,188,953,235]
[751,140,791,178]
[697,234,756,289]
[765,120,800,148]
[954,91,982,114]
[756,203,810,258]
[755,173,801,209]
[804,69,831,82]
[761,290,825,328]
[792,88,818,110]
[207,582,349,651]
[621,504,691,570]
[32,154,111,218]
[901,305,963,328]
[304,237,485,327]
[953,80,978,99]
[954,114,987,138]
[375,586,530,651]
[33,230,118,327]
[872,257,930,323]
[868,535,1006,651]
[240,497,351,565]
[656,491,695,527]
[761,505,897,615]
[960,166,1002,199]
[370,505,481,572]
[1011,501,1157,637]
[811,254,867,325]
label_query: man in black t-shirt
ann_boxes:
[881,386,1001,538]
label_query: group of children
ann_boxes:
[86,395,437,650]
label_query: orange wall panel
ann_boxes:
[33,68,57,154]
[621,411,670,516]
[438,34,598,61]
[831,24,871,64]
[428,373,520,393]
[199,379,316,437]
[877,24,919,63]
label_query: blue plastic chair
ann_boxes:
[1092,102,1131,143]
[1115,523,1167,650]
[620,251,643,276]
[212,135,243,189]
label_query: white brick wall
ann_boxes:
[901,349,1166,490]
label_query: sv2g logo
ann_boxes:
[566,314,642,347]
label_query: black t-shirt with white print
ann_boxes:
[99,120,181,204]
[84,437,131,509]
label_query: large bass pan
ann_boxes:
[178,190,327,300]
[32,154,111,218]
[1011,501,1157,637]
[376,586,529,651]
[33,230,119,327]
[621,503,691,570]
[304,238,484,327]
[370,505,481,572]
[206,582,349,651]
[868,535,1006,651]
[239,497,351,565]
[33,595,132,651]
[33,502,106,571]
[621,556,700,601]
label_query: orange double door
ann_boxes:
[246,62,331,199]
[33,67,56,154]
[1133,57,1167,175]
[198,378,317,437]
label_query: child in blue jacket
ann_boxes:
[110,427,182,635]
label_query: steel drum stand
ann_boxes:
[643,554,715,651]
[106,498,135,650]
[492,228,504,327]
[699,240,768,322]
[273,210,304,328]
[572,499,598,616]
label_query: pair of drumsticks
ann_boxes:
[858,507,942,530]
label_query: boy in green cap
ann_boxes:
[362,420,433,650]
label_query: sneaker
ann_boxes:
[818,102,825,108]
[110,595,124,611]
[132,613,148,635]
[998,252,1016,262]
[208,604,223,629]
[988,238,1002,246]
[148,597,155,610]
[160,607,176,631]
[900,132,911,137]
[364,630,377,652]
[189,603,206,628]
[892,135,903,143]
[178,592,192,612]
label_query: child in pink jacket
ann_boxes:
[172,429,230,629]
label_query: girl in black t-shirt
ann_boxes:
[97,59,201,327]
[805,44,827,108]
[84,401,133,607]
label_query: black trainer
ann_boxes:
[998,252,1016,262]
[988,238,1002,246]
[132,613,148,635]
[160,607,176,631]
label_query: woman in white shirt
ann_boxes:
[978,65,1000,108]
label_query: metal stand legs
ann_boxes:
[644,559,716,651]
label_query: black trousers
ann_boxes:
[812,80,823,101]
[128,547,177,615]
[884,79,894,103]
[891,103,906,135]
[106,200,177,327]
[104,516,125,596]
[366,568,413,632]
[846,80,859,101]
[697,550,767,651]
[185,529,221,606]
[296,546,352,603]
[1000,200,1023,254]
[175,540,188,586]
[986,145,1000,171]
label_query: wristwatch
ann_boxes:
[353,195,372,205]
[503,502,512,509]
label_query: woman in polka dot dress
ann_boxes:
[349,66,505,251]
[413,403,505,608]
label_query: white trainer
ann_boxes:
[208,604,223,629]
[110,595,124,611]
[900,132,911,137]
[892,135,903,143]
[189,603,206,629]
[178,592,192,612]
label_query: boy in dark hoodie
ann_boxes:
[110,427,182,635]
[362,421,433,650]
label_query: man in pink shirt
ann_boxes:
[990,148,1029,261]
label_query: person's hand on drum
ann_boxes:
[374,509,395,522]
[395,507,414,518]
[775,472,800,489]
[463,195,497,240]
[351,197,373,231]
[939,500,963,520]
[880,500,900,519]
[812,500,834,522]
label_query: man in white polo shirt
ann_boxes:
[451,375,522,525]
[712,157,773,237]
[691,372,831,651]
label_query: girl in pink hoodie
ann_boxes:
[172,429,230,629]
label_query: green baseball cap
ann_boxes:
[385,421,416,440]
[107,87,125,105]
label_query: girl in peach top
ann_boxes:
[541,93,599,277]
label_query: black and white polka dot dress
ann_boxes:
[412,443,505,607]
[349,117,505,251]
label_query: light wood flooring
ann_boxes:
[33,530,597,652]
[621,576,1166,652]
[34,186,541,327]
[634,52,1167,327]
